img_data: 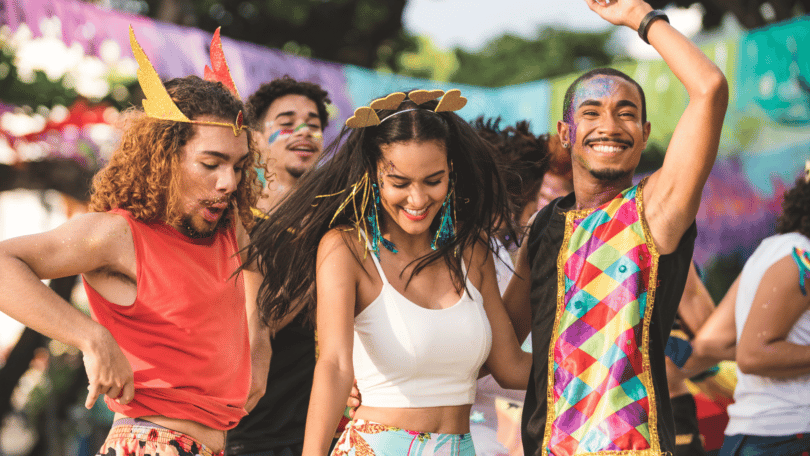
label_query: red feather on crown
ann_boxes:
[204,27,241,100]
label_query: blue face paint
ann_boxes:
[268,129,294,144]
[268,123,323,145]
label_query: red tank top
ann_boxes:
[83,209,250,430]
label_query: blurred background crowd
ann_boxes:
[0,0,807,454]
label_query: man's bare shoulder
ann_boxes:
[62,212,136,276]
[70,211,132,249]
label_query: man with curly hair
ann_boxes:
[248,75,331,213]
[0,75,266,455]
[226,76,331,456]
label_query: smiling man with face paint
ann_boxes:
[502,0,728,454]
[248,76,331,213]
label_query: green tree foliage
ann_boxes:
[386,29,614,88]
[135,0,408,68]
[647,0,808,29]
[450,29,613,87]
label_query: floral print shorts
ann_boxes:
[332,419,475,456]
[95,420,223,456]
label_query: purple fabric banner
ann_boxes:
[0,0,353,139]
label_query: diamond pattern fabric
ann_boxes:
[543,184,661,455]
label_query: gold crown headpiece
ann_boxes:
[345,89,468,129]
[129,26,246,136]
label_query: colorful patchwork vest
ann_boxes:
[543,181,662,456]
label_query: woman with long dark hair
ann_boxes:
[246,90,531,456]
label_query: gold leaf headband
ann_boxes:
[345,89,468,129]
[129,26,246,136]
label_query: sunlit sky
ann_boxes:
[403,0,707,59]
[403,0,611,51]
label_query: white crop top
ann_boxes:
[353,242,493,408]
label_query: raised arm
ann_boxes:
[586,0,728,253]
[0,212,135,408]
[302,229,359,456]
[736,256,810,378]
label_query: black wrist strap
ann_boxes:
[638,10,669,45]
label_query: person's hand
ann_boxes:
[585,0,653,30]
[81,327,134,409]
[346,379,361,418]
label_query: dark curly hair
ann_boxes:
[246,93,516,326]
[777,176,810,237]
[471,116,550,220]
[90,75,261,231]
[246,75,331,130]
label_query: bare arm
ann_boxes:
[474,243,531,390]
[0,212,134,408]
[736,256,810,378]
[678,263,715,335]
[690,274,738,369]
[237,221,272,412]
[302,230,358,456]
[586,0,728,254]
[502,230,533,343]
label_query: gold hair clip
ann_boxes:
[129,26,246,136]
[345,89,468,129]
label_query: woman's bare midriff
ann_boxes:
[353,404,473,435]
[113,413,226,452]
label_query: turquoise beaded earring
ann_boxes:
[431,176,456,250]
[369,182,397,257]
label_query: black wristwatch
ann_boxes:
[638,9,669,45]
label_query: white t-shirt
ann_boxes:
[725,232,810,436]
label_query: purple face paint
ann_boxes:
[565,76,621,145]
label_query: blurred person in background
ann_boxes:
[664,263,716,456]
[252,76,330,214]
[534,134,574,212]
[691,168,810,455]
[504,0,729,453]
[226,76,331,456]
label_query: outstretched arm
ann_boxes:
[690,274,738,369]
[586,0,728,254]
[302,230,358,456]
[0,213,135,408]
